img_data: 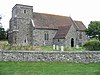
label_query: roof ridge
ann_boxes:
[33,12,70,18]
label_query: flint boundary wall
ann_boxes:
[0,50,100,63]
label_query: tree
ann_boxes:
[86,21,100,40]
[0,27,6,40]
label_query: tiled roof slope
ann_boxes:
[74,21,86,30]
[53,25,71,39]
[33,12,74,29]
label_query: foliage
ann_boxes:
[0,61,100,75]
[83,39,100,51]
[86,21,100,40]
[0,27,6,40]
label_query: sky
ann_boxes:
[0,0,100,30]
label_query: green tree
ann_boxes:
[0,27,6,40]
[86,21,100,40]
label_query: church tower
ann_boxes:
[8,4,33,45]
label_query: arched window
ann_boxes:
[47,33,49,40]
[44,33,46,40]
[44,33,49,40]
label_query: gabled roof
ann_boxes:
[53,25,71,39]
[74,21,86,30]
[32,12,73,29]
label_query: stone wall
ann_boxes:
[33,28,57,46]
[65,25,78,47]
[0,50,100,63]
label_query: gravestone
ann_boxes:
[61,46,64,51]
[56,45,59,50]
[76,45,79,48]
[53,45,56,50]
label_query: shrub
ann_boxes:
[83,39,100,51]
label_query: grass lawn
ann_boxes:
[0,62,100,75]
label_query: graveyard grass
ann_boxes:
[0,61,100,75]
[0,41,84,51]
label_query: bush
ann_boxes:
[83,39,100,51]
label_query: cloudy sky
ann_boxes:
[0,0,100,30]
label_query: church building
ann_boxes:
[8,4,88,47]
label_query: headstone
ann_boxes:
[56,45,59,50]
[43,41,45,46]
[53,45,56,50]
[76,45,79,48]
[61,46,64,51]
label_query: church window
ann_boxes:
[47,33,49,40]
[14,36,17,44]
[13,20,17,31]
[44,33,46,40]
[24,38,27,43]
[44,33,49,40]
[24,10,26,13]
[24,39,26,43]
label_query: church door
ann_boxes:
[71,38,74,47]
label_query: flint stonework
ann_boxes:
[0,50,100,63]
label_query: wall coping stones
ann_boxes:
[0,50,100,53]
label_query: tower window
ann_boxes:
[24,10,26,13]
